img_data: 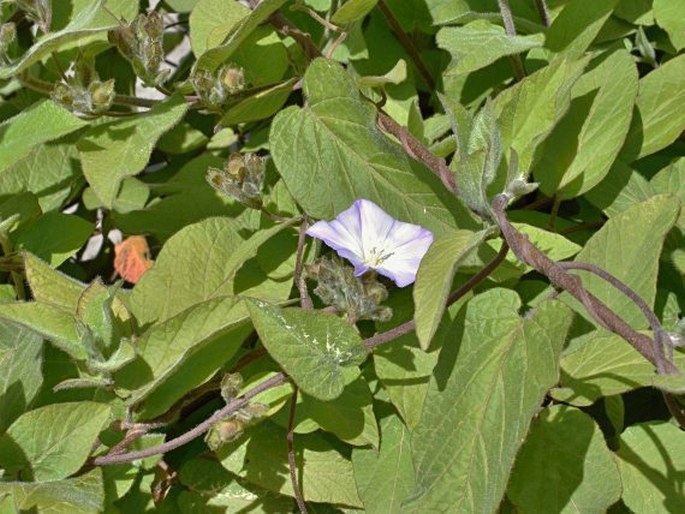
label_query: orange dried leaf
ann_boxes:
[114,235,153,284]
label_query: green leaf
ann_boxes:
[552,333,685,405]
[78,95,188,207]
[0,402,110,481]
[112,153,238,242]
[118,296,251,420]
[437,20,543,76]
[0,1,108,79]
[616,422,685,513]
[193,0,288,72]
[14,212,94,267]
[492,56,589,173]
[129,216,297,326]
[585,161,655,217]
[0,101,88,173]
[189,0,250,56]
[23,252,85,310]
[271,58,476,236]
[332,0,379,25]
[413,229,486,350]
[0,193,40,231]
[0,139,82,212]
[507,405,621,513]
[651,158,685,230]
[220,79,295,126]
[0,469,104,514]
[0,320,43,432]
[536,49,638,199]
[623,54,685,159]
[352,415,416,514]
[651,372,685,394]
[566,195,679,328]
[0,302,87,360]
[407,292,573,512]
[373,288,463,430]
[654,0,685,50]
[246,299,366,401]
[218,421,363,507]
[545,0,619,58]
[281,375,379,447]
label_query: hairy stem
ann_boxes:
[491,194,676,374]
[93,373,288,466]
[496,0,526,80]
[377,111,456,193]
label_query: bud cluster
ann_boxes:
[205,373,269,450]
[306,255,393,323]
[190,64,245,107]
[206,152,265,209]
[51,56,115,118]
[16,0,51,33]
[108,12,169,87]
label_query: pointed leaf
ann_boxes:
[0,469,104,514]
[536,49,638,199]
[246,299,366,401]
[414,229,486,349]
[654,0,685,50]
[492,57,589,173]
[14,212,93,267]
[189,0,249,56]
[407,292,573,512]
[23,252,85,310]
[0,1,106,79]
[0,402,110,481]
[567,194,679,328]
[0,302,87,360]
[0,320,43,432]
[218,421,363,507]
[271,58,477,236]
[623,54,685,159]
[119,296,251,419]
[193,0,288,72]
[78,95,188,207]
[616,422,685,513]
[508,405,621,513]
[545,0,619,58]
[352,415,416,514]
[129,216,297,325]
[0,101,88,173]
[437,20,543,76]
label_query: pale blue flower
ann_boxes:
[306,199,434,287]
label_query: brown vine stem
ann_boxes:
[496,0,526,81]
[377,111,457,194]
[491,194,677,374]
[557,261,670,372]
[376,0,435,93]
[93,372,288,466]
[534,0,551,27]
[364,241,509,350]
[269,13,322,60]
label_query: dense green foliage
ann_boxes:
[0,0,684,512]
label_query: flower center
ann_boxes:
[364,246,394,268]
